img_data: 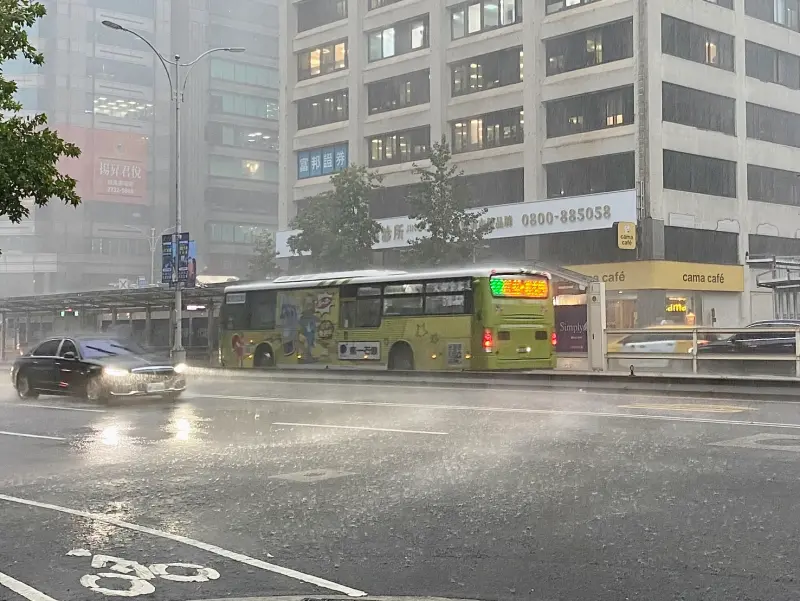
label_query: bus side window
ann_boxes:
[341,300,356,328]
[249,290,277,329]
[357,297,382,327]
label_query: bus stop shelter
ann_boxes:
[0,284,228,361]
[750,256,800,320]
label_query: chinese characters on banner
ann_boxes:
[98,161,143,196]
[161,234,174,284]
[162,233,196,288]
[177,233,190,285]
[297,144,348,180]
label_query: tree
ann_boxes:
[247,230,280,280]
[406,136,494,266]
[0,1,81,232]
[288,165,383,271]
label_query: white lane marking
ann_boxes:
[711,433,800,453]
[17,403,106,413]
[270,469,355,483]
[0,569,61,601]
[0,494,367,598]
[0,430,65,441]
[273,422,448,435]
[203,394,800,430]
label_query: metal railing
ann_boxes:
[605,326,800,377]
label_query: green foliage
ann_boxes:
[288,165,383,271]
[247,230,280,280]
[0,0,81,232]
[406,136,494,266]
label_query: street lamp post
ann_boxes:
[123,225,175,285]
[103,20,244,363]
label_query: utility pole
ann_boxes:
[103,20,244,363]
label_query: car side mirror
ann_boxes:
[63,351,77,360]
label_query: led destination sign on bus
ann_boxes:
[489,278,549,299]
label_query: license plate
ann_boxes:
[147,382,166,393]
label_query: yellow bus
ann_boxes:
[219,267,556,371]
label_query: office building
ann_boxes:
[4,0,279,294]
[277,0,800,326]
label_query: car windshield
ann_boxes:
[80,339,147,358]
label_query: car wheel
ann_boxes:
[85,377,108,403]
[16,372,39,399]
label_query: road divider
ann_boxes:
[188,366,800,401]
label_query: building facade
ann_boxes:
[277,0,800,327]
[4,0,279,295]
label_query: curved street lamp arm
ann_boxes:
[123,28,176,91]
[179,47,238,94]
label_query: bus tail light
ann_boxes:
[551,331,557,347]
[482,328,494,352]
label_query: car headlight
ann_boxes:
[104,367,129,377]
[173,363,188,374]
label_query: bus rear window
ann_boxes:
[489,276,549,299]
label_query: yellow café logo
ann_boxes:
[568,261,744,292]
[617,221,636,250]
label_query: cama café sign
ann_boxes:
[275,190,637,257]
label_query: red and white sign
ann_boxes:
[57,125,149,204]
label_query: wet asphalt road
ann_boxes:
[2,374,800,601]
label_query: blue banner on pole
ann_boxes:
[161,234,174,284]
[177,232,190,284]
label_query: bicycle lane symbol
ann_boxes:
[67,549,220,597]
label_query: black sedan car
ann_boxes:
[696,319,800,376]
[12,336,187,401]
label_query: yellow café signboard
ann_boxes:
[567,261,745,292]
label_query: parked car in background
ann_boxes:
[695,319,800,376]
[607,325,722,372]
[12,335,188,402]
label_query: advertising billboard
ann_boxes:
[297,144,348,181]
[57,126,149,203]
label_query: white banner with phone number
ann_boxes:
[276,189,637,256]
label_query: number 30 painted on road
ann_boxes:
[68,551,220,597]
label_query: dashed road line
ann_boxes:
[0,569,60,601]
[618,403,755,413]
[15,403,106,413]
[201,394,800,430]
[0,431,65,441]
[273,422,448,435]
[0,494,367,597]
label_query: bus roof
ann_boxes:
[224,266,552,294]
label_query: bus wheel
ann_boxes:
[253,344,275,368]
[388,343,414,371]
